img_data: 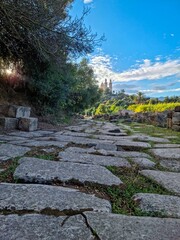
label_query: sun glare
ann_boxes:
[5,68,13,75]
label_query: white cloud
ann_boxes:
[89,54,180,83]
[83,0,93,4]
[141,88,180,94]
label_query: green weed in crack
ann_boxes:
[105,166,172,216]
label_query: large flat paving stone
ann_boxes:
[64,147,152,159]
[52,134,114,146]
[140,170,180,195]
[58,152,131,168]
[115,141,151,150]
[133,135,170,143]
[13,140,68,148]
[85,212,180,240]
[0,214,93,240]
[154,144,180,148]
[150,148,180,160]
[0,183,111,213]
[130,158,155,169]
[14,157,122,186]
[133,193,180,218]
[0,144,30,162]
[8,130,55,138]
[160,160,180,172]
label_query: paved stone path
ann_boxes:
[0,119,180,239]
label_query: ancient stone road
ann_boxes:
[0,120,180,240]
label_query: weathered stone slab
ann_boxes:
[0,144,30,162]
[85,212,180,240]
[62,131,91,138]
[133,193,180,218]
[15,140,68,148]
[8,130,55,138]
[140,170,180,195]
[130,158,155,169]
[54,135,114,146]
[0,135,27,142]
[64,147,96,154]
[0,214,93,240]
[160,160,180,172]
[95,143,117,151]
[0,117,18,130]
[0,183,111,213]
[8,105,31,118]
[150,148,180,160]
[0,156,11,162]
[154,144,180,148]
[59,152,131,168]
[116,141,151,150]
[134,135,170,143]
[18,117,38,131]
[64,147,152,159]
[14,157,122,186]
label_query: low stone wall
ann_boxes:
[93,107,180,131]
[0,105,38,131]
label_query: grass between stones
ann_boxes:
[122,122,180,144]
[0,158,19,183]
[105,166,172,216]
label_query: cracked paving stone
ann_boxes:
[58,152,131,168]
[133,135,170,143]
[133,193,180,218]
[85,212,180,240]
[14,157,123,186]
[150,148,180,160]
[140,170,180,195]
[0,144,30,162]
[0,183,111,213]
[0,214,94,240]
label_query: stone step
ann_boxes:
[58,152,131,168]
[150,148,180,160]
[115,141,151,151]
[133,193,180,218]
[0,117,18,130]
[14,157,123,187]
[0,183,111,213]
[0,144,30,162]
[140,170,180,195]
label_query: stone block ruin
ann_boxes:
[0,105,38,131]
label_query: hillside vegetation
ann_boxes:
[128,102,180,113]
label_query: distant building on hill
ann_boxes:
[100,79,112,93]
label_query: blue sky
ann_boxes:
[70,0,180,97]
